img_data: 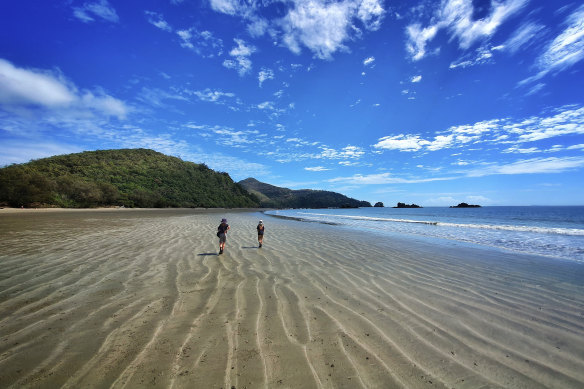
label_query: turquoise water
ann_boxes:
[266,206,584,262]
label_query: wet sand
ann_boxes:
[1,208,583,388]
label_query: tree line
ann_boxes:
[0,149,259,208]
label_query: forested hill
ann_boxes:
[239,178,371,208]
[0,149,259,208]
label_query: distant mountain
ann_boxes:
[239,178,371,208]
[0,149,259,208]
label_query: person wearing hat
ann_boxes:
[217,218,230,254]
[257,220,265,248]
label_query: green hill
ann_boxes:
[0,149,259,208]
[239,178,371,208]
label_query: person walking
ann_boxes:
[217,218,230,254]
[257,220,264,248]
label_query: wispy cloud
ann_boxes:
[503,21,546,54]
[176,28,223,58]
[305,166,330,171]
[465,157,584,177]
[449,45,499,69]
[328,156,584,186]
[520,5,584,86]
[406,0,528,61]
[145,11,172,32]
[73,0,119,23]
[136,87,189,110]
[329,172,453,185]
[223,39,255,76]
[373,105,584,152]
[535,5,584,74]
[186,123,262,148]
[258,68,274,87]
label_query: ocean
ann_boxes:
[265,206,584,263]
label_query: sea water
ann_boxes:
[265,206,584,263]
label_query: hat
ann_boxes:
[221,218,227,223]
[259,220,263,224]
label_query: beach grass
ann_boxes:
[1,208,583,388]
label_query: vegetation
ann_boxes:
[239,178,371,208]
[0,149,259,208]
[374,202,384,207]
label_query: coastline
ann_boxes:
[1,209,583,388]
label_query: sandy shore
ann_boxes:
[1,209,583,388]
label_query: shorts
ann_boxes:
[218,233,226,243]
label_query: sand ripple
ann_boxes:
[1,209,583,388]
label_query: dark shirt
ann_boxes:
[218,223,229,234]
[257,224,264,235]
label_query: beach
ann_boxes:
[1,209,583,388]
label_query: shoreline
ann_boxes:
[1,209,583,387]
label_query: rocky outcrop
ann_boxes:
[394,202,422,208]
[450,202,481,208]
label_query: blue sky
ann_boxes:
[1,0,583,206]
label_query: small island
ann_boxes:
[374,202,384,207]
[450,202,481,208]
[394,202,422,208]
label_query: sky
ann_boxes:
[1,0,584,206]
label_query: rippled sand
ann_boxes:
[1,208,583,388]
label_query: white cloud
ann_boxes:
[257,101,275,110]
[518,5,584,86]
[189,88,235,103]
[188,123,263,148]
[536,5,584,74]
[208,0,253,17]
[327,156,584,187]
[137,87,188,108]
[363,56,375,66]
[258,68,275,87]
[305,166,330,171]
[145,11,172,32]
[0,58,127,119]
[0,59,76,107]
[406,23,439,61]
[210,0,384,60]
[223,39,255,76]
[373,134,430,151]
[466,157,584,176]
[411,75,422,83]
[449,45,496,69]
[502,146,540,154]
[248,17,269,37]
[73,0,119,23]
[281,0,353,59]
[406,0,528,61]
[320,145,364,159]
[177,29,223,58]
[511,106,584,142]
[503,21,546,54]
[357,0,385,30]
[328,172,452,184]
[373,105,584,153]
